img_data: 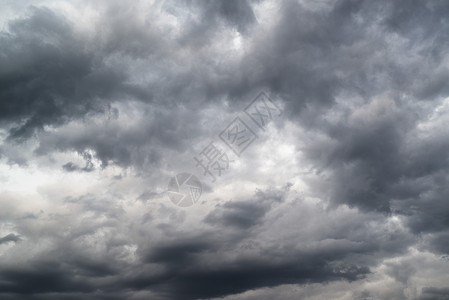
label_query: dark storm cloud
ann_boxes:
[236,0,372,114]
[0,185,411,300]
[139,250,369,300]
[0,194,129,298]
[201,0,257,34]
[381,0,449,101]
[420,287,449,300]
[400,185,449,234]
[137,238,369,298]
[174,0,256,49]
[0,3,250,167]
[61,161,94,172]
[0,262,93,294]
[204,185,287,229]
[1,0,449,299]
[34,102,204,169]
[246,0,449,255]
[205,199,269,229]
[306,107,414,212]
[0,256,123,299]
[0,7,145,141]
[127,186,412,300]
[0,233,20,245]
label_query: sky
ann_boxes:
[1,0,449,299]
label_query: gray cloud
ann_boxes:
[0,7,109,140]
[0,234,20,245]
[204,185,288,229]
[1,0,449,299]
[420,287,449,300]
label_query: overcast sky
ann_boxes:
[1,0,449,299]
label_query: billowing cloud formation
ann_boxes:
[1,0,449,299]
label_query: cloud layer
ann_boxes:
[1,0,449,299]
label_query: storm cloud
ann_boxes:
[1,0,449,299]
